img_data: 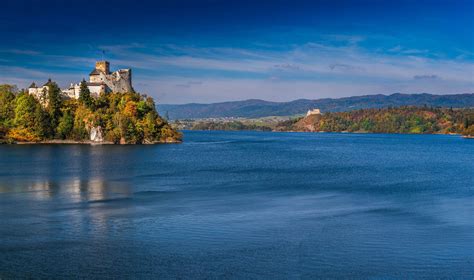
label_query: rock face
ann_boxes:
[90,126,104,142]
[293,114,322,132]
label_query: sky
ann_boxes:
[0,0,473,104]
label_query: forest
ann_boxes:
[0,83,182,144]
[285,106,474,136]
[183,106,474,137]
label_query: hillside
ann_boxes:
[183,106,474,137]
[283,107,474,136]
[158,93,474,119]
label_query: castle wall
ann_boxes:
[61,84,104,99]
[28,86,48,105]
[90,75,103,83]
[106,69,132,93]
[88,85,105,97]
[62,88,76,99]
[90,69,133,93]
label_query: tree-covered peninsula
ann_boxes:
[0,83,182,144]
[285,107,474,136]
[179,106,474,137]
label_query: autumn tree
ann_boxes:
[9,93,43,142]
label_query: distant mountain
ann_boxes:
[157,93,474,119]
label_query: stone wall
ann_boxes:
[28,86,49,105]
[88,85,105,97]
[91,69,133,93]
[107,69,132,93]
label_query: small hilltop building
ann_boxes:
[306,108,321,117]
[28,61,133,101]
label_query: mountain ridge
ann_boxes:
[158,93,474,119]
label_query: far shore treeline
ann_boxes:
[177,106,474,137]
[0,83,182,144]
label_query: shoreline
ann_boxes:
[187,129,470,136]
[3,139,182,145]
[2,131,472,145]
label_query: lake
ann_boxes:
[0,131,473,279]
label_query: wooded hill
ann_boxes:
[286,106,474,136]
[159,93,474,119]
[182,106,474,137]
[0,83,182,144]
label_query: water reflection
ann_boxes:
[0,176,133,240]
[0,145,138,184]
[0,177,132,201]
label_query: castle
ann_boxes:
[28,61,133,100]
[306,108,321,116]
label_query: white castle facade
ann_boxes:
[306,108,321,117]
[28,61,133,100]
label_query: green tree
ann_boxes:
[46,80,63,129]
[0,84,17,93]
[143,111,159,141]
[0,84,16,126]
[57,110,74,139]
[79,79,93,109]
[33,103,51,138]
[137,100,152,118]
[95,91,109,109]
[14,93,38,128]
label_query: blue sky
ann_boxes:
[0,0,473,103]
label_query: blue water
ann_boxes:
[0,131,473,279]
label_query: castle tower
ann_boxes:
[95,61,110,74]
[88,61,133,93]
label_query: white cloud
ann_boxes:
[0,49,42,55]
[413,74,440,80]
[1,40,473,103]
